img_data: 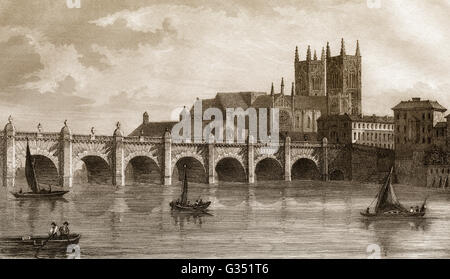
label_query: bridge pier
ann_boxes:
[112,123,125,187]
[322,137,329,181]
[2,117,16,190]
[247,135,255,184]
[207,136,215,184]
[163,129,172,186]
[59,121,73,188]
[284,136,291,181]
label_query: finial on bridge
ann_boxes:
[37,123,42,133]
[113,121,123,137]
[8,115,12,124]
[64,119,68,126]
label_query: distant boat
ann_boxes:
[10,139,68,198]
[361,167,427,218]
[169,165,211,212]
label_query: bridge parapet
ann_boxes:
[15,132,59,141]
[1,118,358,193]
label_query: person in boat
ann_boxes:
[415,206,420,213]
[59,221,70,236]
[421,203,427,212]
[199,199,203,205]
[410,207,414,213]
[49,222,59,237]
[366,207,370,214]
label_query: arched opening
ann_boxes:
[255,158,283,181]
[76,156,111,185]
[291,158,320,180]
[173,157,207,184]
[125,156,161,184]
[15,155,59,191]
[215,158,246,183]
[329,169,345,181]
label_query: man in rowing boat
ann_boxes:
[49,222,58,237]
[59,221,70,236]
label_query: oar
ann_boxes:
[34,232,57,258]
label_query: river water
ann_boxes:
[1,180,450,259]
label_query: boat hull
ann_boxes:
[170,201,211,212]
[11,191,69,198]
[360,211,425,218]
[0,234,81,247]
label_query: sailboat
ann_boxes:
[11,139,68,198]
[360,167,427,218]
[169,165,211,211]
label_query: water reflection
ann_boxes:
[1,180,450,258]
[170,211,212,230]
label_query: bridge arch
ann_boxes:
[215,157,247,182]
[74,155,111,185]
[172,156,207,183]
[255,157,283,181]
[291,157,320,180]
[329,169,345,181]
[125,155,161,184]
[15,154,59,189]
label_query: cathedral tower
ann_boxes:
[294,45,326,97]
[326,39,362,115]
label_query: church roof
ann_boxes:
[128,121,178,137]
[317,114,394,123]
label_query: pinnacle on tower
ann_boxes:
[355,40,360,56]
[291,82,294,96]
[340,38,346,56]
[280,77,285,95]
[295,46,299,62]
[313,50,317,60]
[326,42,331,58]
[270,82,274,96]
[306,45,311,61]
[321,47,325,60]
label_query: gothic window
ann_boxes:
[330,71,339,89]
[312,76,322,90]
[307,116,311,128]
[347,71,357,88]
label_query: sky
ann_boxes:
[1,0,449,135]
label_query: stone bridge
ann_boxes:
[1,118,352,192]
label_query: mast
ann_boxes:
[25,139,40,193]
[180,165,188,205]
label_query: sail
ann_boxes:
[374,168,406,213]
[25,140,39,193]
[180,167,188,205]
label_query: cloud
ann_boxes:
[0,35,43,88]
[1,0,450,134]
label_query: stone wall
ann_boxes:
[351,144,395,182]
[395,151,427,187]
